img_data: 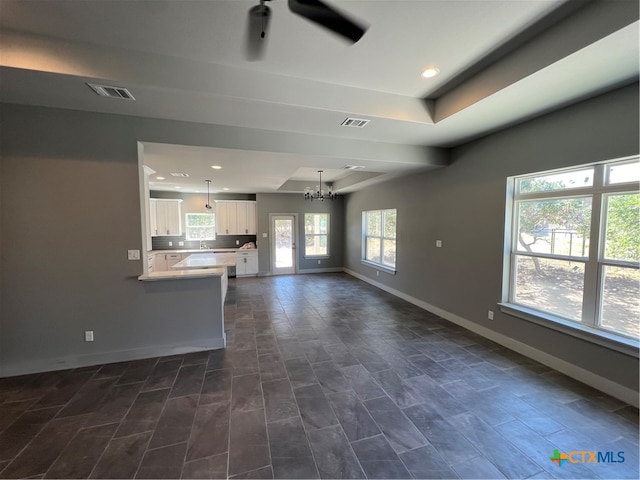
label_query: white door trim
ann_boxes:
[269,213,298,275]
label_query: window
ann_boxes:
[363,209,397,271]
[505,158,639,343]
[185,213,216,241]
[304,213,329,257]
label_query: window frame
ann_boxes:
[362,209,397,273]
[304,213,330,258]
[184,212,216,241]
[501,157,639,355]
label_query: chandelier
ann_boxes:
[304,170,337,201]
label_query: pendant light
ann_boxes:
[205,180,213,210]
[304,170,337,201]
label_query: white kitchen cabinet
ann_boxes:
[236,250,258,276]
[216,201,256,235]
[165,253,182,269]
[215,201,234,235]
[236,202,257,235]
[147,254,155,273]
[153,253,167,271]
[150,198,183,236]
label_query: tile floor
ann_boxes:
[0,273,638,479]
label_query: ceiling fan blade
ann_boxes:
[288,0,367,43]
[245,3,271,61]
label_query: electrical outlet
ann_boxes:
[376,271,380,277]
[262,233,268,238]
[127,250,140,260]
[178,241,184,246]
[487,310,494,320]
[318,260,321,265]
[84,330,94,342]
[236,240,240,245]
[436,240,443,248]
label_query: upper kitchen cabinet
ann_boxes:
[150,198,183,236]
[216,201,256,235]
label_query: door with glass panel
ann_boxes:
[271,215,297,275]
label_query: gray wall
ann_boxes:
[256,193,344,274]
[0,105,225,376]
[344,83,639,392]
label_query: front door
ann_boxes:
[271,215,296,275]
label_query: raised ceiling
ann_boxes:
[1,0,638,193]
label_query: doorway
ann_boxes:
[270,214,297,275]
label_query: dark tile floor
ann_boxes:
[0,273,638,479]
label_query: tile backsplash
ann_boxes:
[152,235,257,251]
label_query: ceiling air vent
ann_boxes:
[170,173,190,177]
[87,83,135,100]
[341,117,370,128]
[343,165,365,170]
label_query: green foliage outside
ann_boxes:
[605,193,640,262]
[518,178,639,271]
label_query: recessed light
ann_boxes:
[421,66,440,79]
[156,176,165,180]
[211,165,222,170]
[223,188,230,191]
[174,186,182,189]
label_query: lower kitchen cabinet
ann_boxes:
[236,250,258,276]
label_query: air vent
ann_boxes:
[341,117,370,128]
[343,165,365,170]
[87,83,135,100]
[170,173,190,177]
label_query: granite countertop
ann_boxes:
[171,252,237,270]
[138,267,226,281]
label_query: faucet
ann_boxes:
[200,240,207,250]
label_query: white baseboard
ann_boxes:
[0,335,226,378]
[344,268,639,407]
[298,267,344,274]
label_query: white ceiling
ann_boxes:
[1,0,638,193]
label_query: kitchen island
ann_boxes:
[171,252,237,270]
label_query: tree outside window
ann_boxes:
[363,209,396,270]
[305,213,329,257]
[185,213,216,240]
[508,158,639,340]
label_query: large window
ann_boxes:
[185,213,216,241]
[505,158,639,342]
[304,213,329,257]
[363,209,397,271]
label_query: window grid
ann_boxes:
[508,158,639,340]
[363,209,397,271]
[185,213,216,241]
[304,213,329,257]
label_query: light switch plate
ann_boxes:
[436,240,443,248]
[127,249,140,260]
[262,233,268,238]
[84,330,94,342]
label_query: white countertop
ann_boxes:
[150,248,239,255]
[171,252,237,269]
[138,267,226,281]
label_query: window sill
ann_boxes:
[361,260,396,275]
[304,255,330,260]
[499,303,639,358]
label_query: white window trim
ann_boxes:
[502,156,639,351]
[185,212,216,241]
[362,209,397,272]
[304,213,330,258]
